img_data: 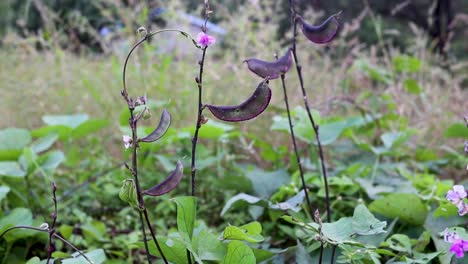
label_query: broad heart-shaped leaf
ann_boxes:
[222,221,264,243]
[42,114,89,129]
[0,161,26,178]
[352,204,387,235]
[244,48,292,79]
[0,208,34,242]
[296,240,314,264]
[207,80,272,122]
[384,234,412,253]
[139,109,171,142]
[61,249,107,264]
[242,166,289,198]
[221,241,256,264]
[173,196,197,241]
[193,229,227,261]
[0,128,31,160]
[220,193,266,217]
[143,233,189,264]
[444,123,468,138]
[143,160,183,196]
[0,186,10,202]
[321,217,357,244]
[369,193,428,225]
[297,12,341,44]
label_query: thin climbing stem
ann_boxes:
[279,72,313,217]
[190,47,207,197]
[144,209,168,264]
[288,0,331,223]
[46,183,58,264]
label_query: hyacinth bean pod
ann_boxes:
[139,109,171,143]
[244,48,293,79]
[206,80,272,122]
[297,11,342,44]
[143,160,184,196]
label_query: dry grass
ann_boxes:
[0,1,466,153]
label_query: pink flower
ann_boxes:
[122,135,132,149]
[444,229,468,258]
[197,32,216,47]
[456,201,468,216]
[450,239,468,258]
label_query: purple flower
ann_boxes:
[456,201,468,216]
[444,229,468,258]
[122,135,132,149]
[447,185,467,204]
[450,239,468,258]
[197,32,216,47]
[136,93,147,106]
[444,228,460,243]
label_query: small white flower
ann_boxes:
[123,135,132,149]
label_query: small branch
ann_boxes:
[279,68,313,218]
[46,183,58,264]
[144,209,168,264]
[53,234,93,263]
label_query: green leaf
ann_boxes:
[381,132,405,149]
[444,123,468,138]
[59,225,74,240]
[393,55,421,73]
[352,204,387,235]
[119,179,139,209]
[72,119,109,139]
[385,234,412,253]
[0,186,10,202]
[0,208,34,242]
[0,161,26,178]
[296,240,314,264]
[403,79,422,94]
[25,257,42,264]
[220,193,267,216]
[42,114,89,129]
[369,193,428,225]
[61,249,107,264]
[145,234,189,264]
[223,222,264,243]
[321,217,358,244]
[173,196,197,241]
[192,120,234,139]
[193,229,226,261]
[81,220,108,242]
[221,241,256,264]
[0,128,31,160]
[242,167,289,198]
[32,125,73,141]
[41,150,65,169]
[31,133,58,153]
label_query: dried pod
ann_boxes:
[139,109,171,143]
[297,11,341,44]
[206,80,271,122]
[244,48,292,79]
[143,160,184,196]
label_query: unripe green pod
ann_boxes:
[119,179,139,209]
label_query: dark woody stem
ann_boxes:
[190,47,207,197]
[46,183,58,264]
[288,1,333,263]
[279,71,313,219]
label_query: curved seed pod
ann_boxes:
[297,11,341,44]
[244,48,292,79]
[139,109,171,143]
[207,80,271,122]
[143,160,184,196]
